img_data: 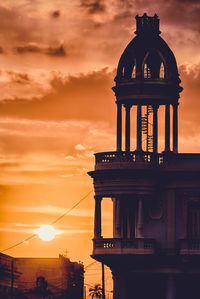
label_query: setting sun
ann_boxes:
[35,225,60,242]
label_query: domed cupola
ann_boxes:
[113,14,183,153]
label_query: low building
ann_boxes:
[0,253,84,299]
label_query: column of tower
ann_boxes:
[116,103,178,153]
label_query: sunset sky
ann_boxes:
[0,0,200,288]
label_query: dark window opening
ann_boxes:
[188,201,200,238]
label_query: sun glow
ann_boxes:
[35,225,60,241]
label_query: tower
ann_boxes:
[88,14,200,299]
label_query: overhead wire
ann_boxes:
[1,189,93,253]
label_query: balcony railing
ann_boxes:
[179,239,200,254]
[95,151,160,170]
[93,238,156,255]
[94,151,200,171]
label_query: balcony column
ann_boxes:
[173,103,178,153]
[94,196,102,239]
[125,104,131,151]
[165,104,170,152]
[137,197,144,238]
[113,198,121,238]
[116,102,122,151]
[153,105,159,153]
[136,104,142,151]
[166,276,175,299]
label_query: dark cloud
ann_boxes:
[130,0,200,34]
[13,44,67,57]
[80,0,106,14]
[0,46,3,53]
[46,45,66,57]
[14,44,41,54]
[160,1,200,33]
[51,10,60,18]
[112,11,133,21]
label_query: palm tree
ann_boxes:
[89,283,103,299]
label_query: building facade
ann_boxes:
[89,14,200,299]
[0,253,84,299]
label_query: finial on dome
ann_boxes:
[135,13,161,35]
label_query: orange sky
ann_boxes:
[0,0,200,290]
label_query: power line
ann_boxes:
[84,261,97,270]
[1,189,93,254]
[51,189,93,225]
[1,234,36,254]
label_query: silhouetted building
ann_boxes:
[88,14,200,299]
[0,253,84,299]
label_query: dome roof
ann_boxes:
[115,14,180,84]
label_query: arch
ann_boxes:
[142,50,167,80]
[132,65,136,78]
[122,66,125,79]
[159,62,165,79]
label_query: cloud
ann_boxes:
[179,63,200,136]
[13,43,67,57]
[6,72,31,85]
[14,44,41,54]
[51,10,60,18]
[0,70,51,101]
[75,144,86,151]
[0,68,115,123]
[0,5,42,44]
[45,45,66,57]
[5,204,94,217]
[80,0,106,14]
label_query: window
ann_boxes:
[188,201,200,238]
[160,62,165,79]
[144,63,151,78]
[132,66,136,78]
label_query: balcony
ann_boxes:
[93,238,156,255]
[94,151,200,171]
[95,151,160,170]
[179,239,200,255]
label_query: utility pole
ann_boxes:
[11,259,14,299]
[84,286,86,299]
[102,263,105,299]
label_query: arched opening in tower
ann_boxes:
[131,65,136,78]
[143,51,165,79]
[160,62,165,79]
